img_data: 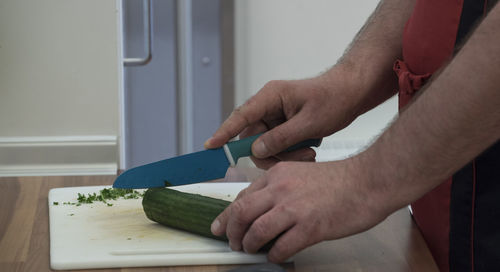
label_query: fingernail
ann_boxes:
[204,137,213,149]
[229,241,241,251]
[253,140,268,157]
[211,219,220,234]
[302,156,314,161]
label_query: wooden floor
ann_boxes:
[0,175,438,271]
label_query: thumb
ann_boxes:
[252,114,314,158]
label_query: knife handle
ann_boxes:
[224,133,321,165]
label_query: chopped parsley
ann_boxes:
[54,188,144,207]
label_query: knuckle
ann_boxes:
[218,207,230,221]
[274,204,290,216]
[244,94,259,108]
[263,80,283,91]
[269,129,290,151]
[229,201,254,230]
[233,104,243,113]
[249,219,268,241]
[268,162,292,181]
[230,200,246,219]
[231,105,251,126]
[235,188,247,200]
[231,106,246,121]
[274,205,297,223]
[276,179,293,193]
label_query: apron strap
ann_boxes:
[393,59,431,109]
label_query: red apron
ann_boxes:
[395,1,500,271]
[395,1,464,271]
[397,1,500,270]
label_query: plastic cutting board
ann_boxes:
[48,182,268,270]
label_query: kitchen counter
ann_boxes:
[0,174,438,271]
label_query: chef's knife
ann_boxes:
[113,134,321,189]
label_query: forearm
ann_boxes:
[357,3,500,213]
[324,0,415,116]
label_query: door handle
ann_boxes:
[123,0,152,66]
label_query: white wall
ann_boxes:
[0,0,398,175]
[0,0,120,176]
[234,0,398,159]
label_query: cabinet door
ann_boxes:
[122,0,178,169]
[121,0,226,170]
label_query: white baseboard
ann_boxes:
[0,136,118,177]
[0,164,117,177]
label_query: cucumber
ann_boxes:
[142,187,275,251]
[142,187,230,241]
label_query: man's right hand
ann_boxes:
[204,67,363,169]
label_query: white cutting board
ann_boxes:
[48,182,269,270]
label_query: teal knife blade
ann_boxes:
[112,134,321,189]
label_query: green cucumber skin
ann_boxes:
[142,188,230,241]
[142,187,274,251]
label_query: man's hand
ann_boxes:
[211,160,389,263]
[205,0,415,169]
[205,69,362,169]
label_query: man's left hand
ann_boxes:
[211,160,390,263]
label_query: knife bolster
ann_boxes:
[223,144,236,166]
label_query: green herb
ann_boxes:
[54,188,145,207]
[69,213,74,216]
[53,202,59,205]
